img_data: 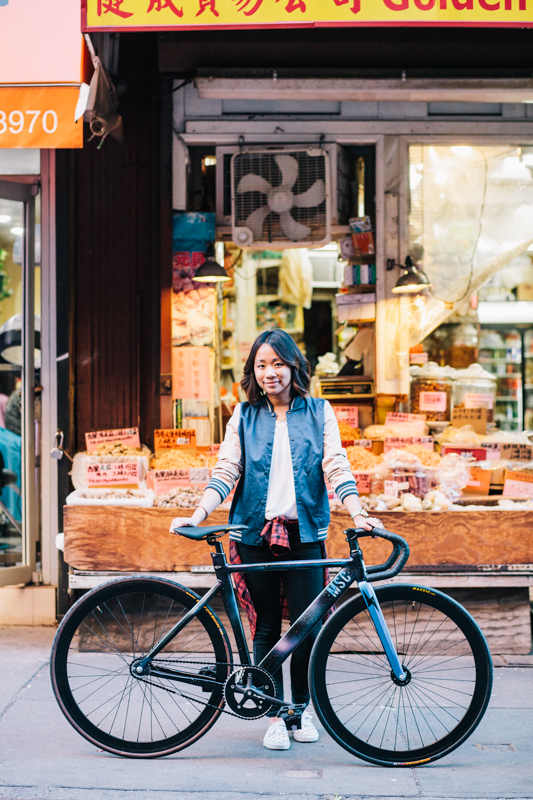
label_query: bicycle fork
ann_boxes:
[358,581,407,682]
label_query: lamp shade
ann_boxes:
[391,256,431,294]
[194,257,230,283]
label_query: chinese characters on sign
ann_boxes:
[87,462,141,486]
[85,0,533,30]
[85,427,141,452]
[172,346,211,400]
[148,466,211,495]
[154,429,197,450]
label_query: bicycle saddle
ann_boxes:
[173,524,248,541]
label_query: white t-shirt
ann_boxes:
[265,418,297,520]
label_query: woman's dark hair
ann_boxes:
[241,329,311,405]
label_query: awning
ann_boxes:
[0,0,85,149]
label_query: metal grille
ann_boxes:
[232,149,329,245]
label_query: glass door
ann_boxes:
[0,179,37,586]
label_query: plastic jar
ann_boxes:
[452,364,496,424]
[410,362,452,421]
[448,324,478,369]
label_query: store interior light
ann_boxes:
[390,255,432,294]
[0,215,12,223]
[193,245,230,283]
[10,227,23,236]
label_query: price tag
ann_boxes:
[384,436,434,452]
[498,443,533,461]
[352,472,372,494]
[384,480,399,497]
[87,462,141,487]
[348,439,373,450]
[480,442,501,461]
[333,406,359,428]
[419,392,447,412]
[385,412,427,425]
[148,467,210,495]
[502,470,533,497]
[208,444,220,455]
[451,407,487,435]
[464,392,494,410]
[465,466,491,495]
[85,427,140,453]
[154,429,197,450]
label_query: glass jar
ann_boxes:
[448,324,478,369]
[410,362,452,421]
[452,364,496,424]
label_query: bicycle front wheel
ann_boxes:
[51,577,232,757]
[310,584,492,766]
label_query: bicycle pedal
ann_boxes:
[279,704,306,731]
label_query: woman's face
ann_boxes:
[254,343,292,401]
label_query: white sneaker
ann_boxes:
[293,710,319,743]
[263,720,291,750]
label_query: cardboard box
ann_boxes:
[517,283,533,301]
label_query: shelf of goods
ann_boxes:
[64,505,533,655]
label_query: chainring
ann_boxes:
[223,666,276,719]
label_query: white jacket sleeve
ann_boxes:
[322,401,359,501]
[205,404,243,501]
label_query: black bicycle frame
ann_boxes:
[136,527,409,691]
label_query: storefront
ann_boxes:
[51,5,533,649]
[0,0,84,621]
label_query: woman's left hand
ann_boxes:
[351,515,383,531]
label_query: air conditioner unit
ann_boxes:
[216,144,354,249]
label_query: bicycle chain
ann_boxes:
[137,658,265,721]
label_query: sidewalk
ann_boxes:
[0,625,532,800]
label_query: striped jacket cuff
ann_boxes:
[335,480,359,501]
[206,477,232,501]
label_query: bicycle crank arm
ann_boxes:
[135,664,220,691]
[359,581,407,682]
[232,683,287,708]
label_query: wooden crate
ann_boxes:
[63,506,533,572]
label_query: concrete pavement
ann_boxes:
[0,625,532,800]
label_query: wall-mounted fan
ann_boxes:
[231,148,331,248]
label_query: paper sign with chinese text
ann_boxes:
[172,346,211,400]
[441,445,487,462]
[384,436,433,453]
[503,470,533,497]
[87,462,141,486]
[83,0,533,32]
[147,467,210,495]
[154,429,197,450]
[385,412,427,425]
[465,466,491,495]
[85,427,141,452]
[451,407,487,435]
[352,471,372,495]
[333,405,359,428]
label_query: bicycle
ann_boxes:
[51,524,492,766]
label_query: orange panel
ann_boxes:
[0,87,83,149]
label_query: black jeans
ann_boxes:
[237,530,324,716]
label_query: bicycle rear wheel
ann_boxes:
[310,584,492,766]
[51,577,232,757]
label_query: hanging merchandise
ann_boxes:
[278,249,313,309]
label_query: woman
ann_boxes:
[170,329,381,751]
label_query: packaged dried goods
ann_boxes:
[401,445,441,467]
[410,362,452,421]
[345,446,383,470]
[151,450,217,470]
[66,489,156,507]
[93,442,141,456]
[337,421,361,440]
[363,425,396,441]
[71,447,151,490]
[153,486,205,508]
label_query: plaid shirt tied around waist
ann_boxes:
[229,516,331,640]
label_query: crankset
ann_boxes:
[223,666,276,719]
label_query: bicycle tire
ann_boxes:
[51,577,232,758]
[310,584,492,766]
